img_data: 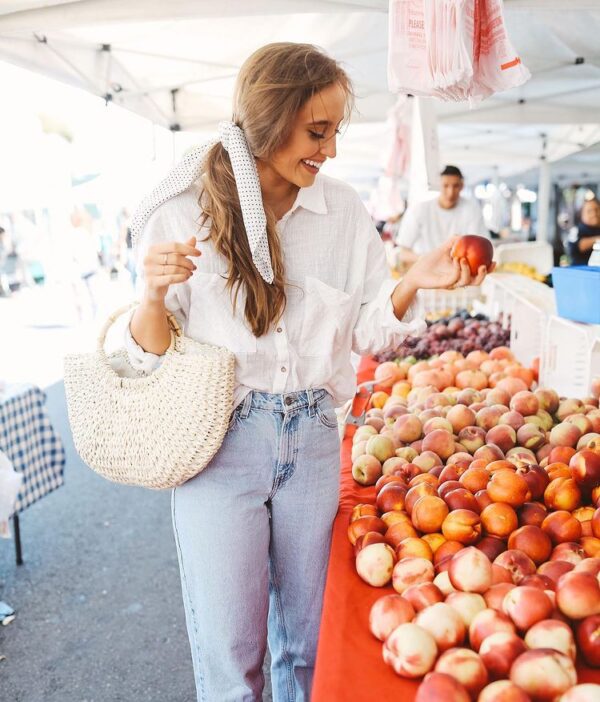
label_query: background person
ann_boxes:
[568,198,600,265]
[395,164,488,265]
[125,43,490,702]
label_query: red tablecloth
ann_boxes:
[312,357,599,701]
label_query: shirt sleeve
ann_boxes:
[395,203,421,249]
[352,204,427,357]
[123,206,192,374]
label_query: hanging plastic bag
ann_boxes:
[0,450,22,539]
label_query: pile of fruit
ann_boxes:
[496,262,547,283]
[376,313,511,362]
[349,349,600,701]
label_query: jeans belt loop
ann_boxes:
[306,388,316,418]
[240,391,253,419]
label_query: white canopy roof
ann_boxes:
[1,0,599,183]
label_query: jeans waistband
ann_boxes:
[239,388,328,418]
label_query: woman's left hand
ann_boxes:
[405,236,495,291]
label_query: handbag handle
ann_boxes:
[96,302,182,356]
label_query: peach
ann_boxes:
[578,432,600,450]
[456,370,489,391]
[477,536,507,562]
[518,502,547,528]
[383,623,438,678]
[487,470,531,507]
[510,391,539,417]
[474,445,506,466]
[508,525,552,565]
[435,540,465,568]
[551,542,585,566]
[576,614,600,667]
[486,425,517,453]
[347,516,387,545]
[493,550,536,584]
[456,466,486,492]
[575,558,600,577]
[369,594,415,641]
[476,407,504,432]
[355,542,395,586]
[413,450,443,473]
[565,413,594,435]
[557,398,585,421]
[458,426,487,454]
[445,592,486,628]
[469,608,516,652]
[478,680,531,702]
[447,406,477,434]
[422,429,456,461]
[382,456,409,476]
[499,411,525,432]
[376,483,408,514]
[492,564,513,585]
[496,377,528,396]
[395,447,418,462]
[350,503,379,522]
[435,647,488,698]
[549,422,582,448]
[423,417,454,435]
[442,510,482,545]
[392,557,435,594]
[354,531,386,555]
[351,454,383,486]
[484,583,516,612]
[537,560,574,587]
[556,571,600,619]
[351,440,368,461]
[364,415,385,432]
[376,473,406,494]
[535,388,560,414]
[396,537,434,562]
[581,536,600,558]
[515,464,549,501]
[353,425,378,443]
[409,472,439,488]
[447,546,492,594]
[475,490,494,512]
[403,582,444,612]
[481,503,518,539]
[524,619,576,660]
[405,483,438,515]
[536,409,555,432]
[544,477,582,512]
[434,570,457,596]
[502,586,553,631]
[382,402,409,421]
[485,388,512,407]
[415,672,470,702]
[509,649,577,701]
[506,446,537,463]
[422,532,446,554]
[385,521,419,549]
[570,449,600,489]
[560,684,600,702]
[448,452,477,466]
[393,414,423,443]
[516,424,546,451]
[445,488,481,514]
[479,632,527,681]
[412,495,449,533]
[416,602,467,652]
[439,478,463,497]
[546,462,572,481]
[542,510,583,545]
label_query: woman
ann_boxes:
[569,198,600,265]
[126,43,489,702]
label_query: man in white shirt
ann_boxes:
[395,165,488,264]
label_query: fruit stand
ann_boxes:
[312,340,600,702]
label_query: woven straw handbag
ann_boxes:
[63,303,235,489]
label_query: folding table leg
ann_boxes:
[13,513,23,566]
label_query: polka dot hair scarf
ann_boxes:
[130,121,274,285]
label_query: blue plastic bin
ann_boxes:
[552,266,600,324]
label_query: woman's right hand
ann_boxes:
[142,236,201,303]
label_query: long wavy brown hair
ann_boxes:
[200,43,354,336]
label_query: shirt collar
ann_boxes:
[291,175,328,215]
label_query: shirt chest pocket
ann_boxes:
[189,272,257,353]
[298,276,354,357]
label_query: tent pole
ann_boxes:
[537,159,551,242]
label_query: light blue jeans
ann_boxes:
[171,388,341,702]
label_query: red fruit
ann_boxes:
[576,614,600,667]
[451,235,494,276]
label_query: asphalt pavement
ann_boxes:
[0,380,273,701]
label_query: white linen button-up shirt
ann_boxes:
[125,173,425,408]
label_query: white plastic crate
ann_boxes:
[494,241,554,275]
[482,274,556,367]
[539,315,600,398]
[420,286,483,318]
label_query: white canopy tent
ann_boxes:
[1,0,600,186]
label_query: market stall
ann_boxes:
[313,354,600,700]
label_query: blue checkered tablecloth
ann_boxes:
[0,384,65,512]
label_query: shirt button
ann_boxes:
[280,366,286,373]
[276,327,282,333]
